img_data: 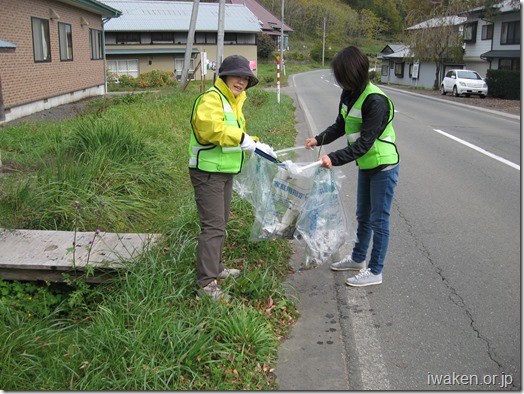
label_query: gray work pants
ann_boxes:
[189,168,234,288]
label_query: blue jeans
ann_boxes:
[351,164,399,275]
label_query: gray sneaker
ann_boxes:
[198,280,231,301]
[217,267,241,279]
[330,256,365,271]
[345,268,382,287]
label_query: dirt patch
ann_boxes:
[2,96,103,126]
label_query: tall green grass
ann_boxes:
[0,84,300,390]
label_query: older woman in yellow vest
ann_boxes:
[305,46,400,287]
[189,55,276,300]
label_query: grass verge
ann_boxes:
[0,82,301,390]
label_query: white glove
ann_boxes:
[240,134,256,153]
[255,142,277,159]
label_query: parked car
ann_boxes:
[440,69,488,98]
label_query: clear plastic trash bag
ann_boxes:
[294,166,354,268]
[234,147,355,266]
[234,149,315,241]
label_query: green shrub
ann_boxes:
[284,51,309,62]
[486,69,520,100]
[117,74,139,88]
[139,70,176,88]
[256,33,276,59]
[369,69,381,83]
[309,43,337,63]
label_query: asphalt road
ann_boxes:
[275,70,520,391]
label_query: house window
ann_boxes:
[501,21,520,45]
[224,33,237,44]
[90,29,103,60]
[499,58,520,71]
[394,62,404,77]
[116,33,141,44]
[31,17,51,62]
[237,34,255,44]
[381,65,388,76]
[174,33,187,44]
[409,63,413,78]
[175,58,195,81]
[237,33,256,45]
[195,32,217,44]
[481,24,493,40]
[105,33,117,44]
[107,59,139,78]
[463,22,477,43]
[151,32,174,44]
[58,22,73,61]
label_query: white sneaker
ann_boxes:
[217,267,241,279]
[345,268,382,287]
[199,280,231,301]
[330,256,365,271]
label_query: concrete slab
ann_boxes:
[0,228,159,282]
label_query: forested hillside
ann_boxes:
[255,0,512,59]
[258,0,426,47]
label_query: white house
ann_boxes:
[379,16,466,89]
[378,1,520,90]
[461,0,520,75]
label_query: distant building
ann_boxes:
[101,0,261,82]
[461,0,520,75]
[225,0,293,50]
[377,1,520,90]
[0,0,121,124]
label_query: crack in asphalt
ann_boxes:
[394,202,516,389]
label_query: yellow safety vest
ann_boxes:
[188,87,245,173]
[342,83,399,170]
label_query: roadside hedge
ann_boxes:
[486,69,520,100]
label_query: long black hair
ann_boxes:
[331,46,369,92]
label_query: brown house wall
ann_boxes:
[0,0,105,111]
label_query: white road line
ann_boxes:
[302,72,390,389]
[346,290,391,390]
[433,129,520,171]
[294,83,318,137]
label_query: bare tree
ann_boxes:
[405,0,518,89]
[404,2,466,89]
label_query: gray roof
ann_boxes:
[382,47,412,59]
[462,0,520,15]
[101,0,261,33]
[406,16,466,30]
[481,50,520,59]
[377,44,410,59]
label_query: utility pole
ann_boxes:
[180,0,199,90]
[280,0,284,70]
[322,16,326,67]
[215,0,225,80]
